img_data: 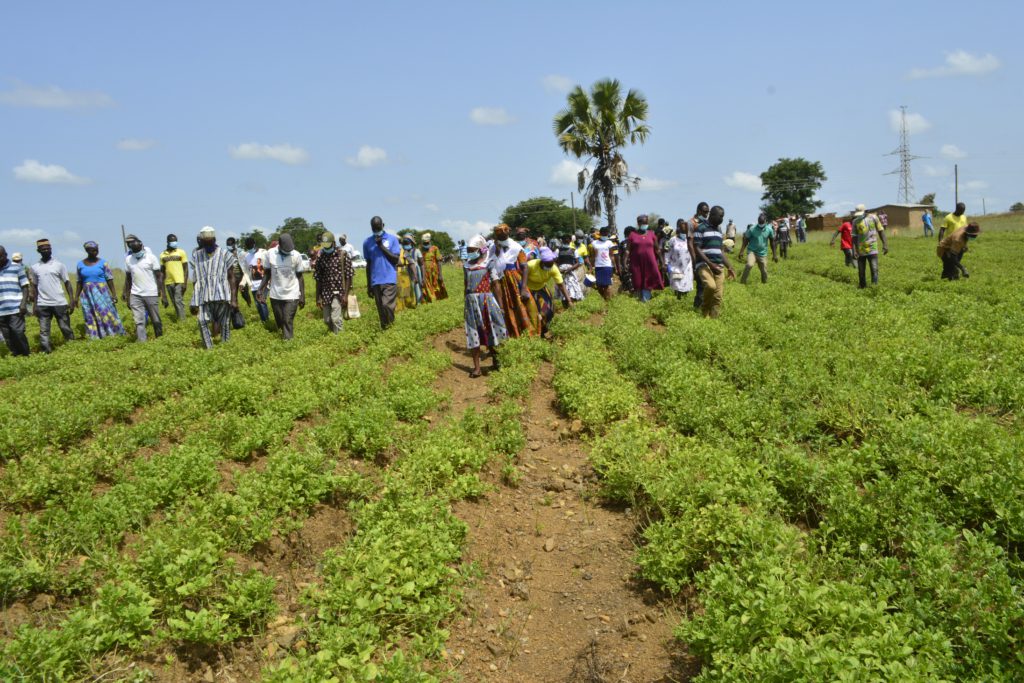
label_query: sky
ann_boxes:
[1,0,1021,264]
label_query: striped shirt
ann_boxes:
[190,246,237,305]
[0,260,29,315]
[693,219,724,270]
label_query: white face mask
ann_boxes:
[499,239,510,247]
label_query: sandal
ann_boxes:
[469,369,482,379]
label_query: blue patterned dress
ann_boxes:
[76,259,126,339]
[464,256,508,350]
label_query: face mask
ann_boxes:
[372,227,383,235]
[204,243,217,254]
[168,241,178,249]
[967,234,978,240]
[403,243,413,251]
[322,246,335,254]
[339,239,346,246]
[638,225,648,233]
[498,239,510,247]
[130,245,143,255]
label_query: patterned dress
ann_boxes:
[464,257,508,350]
[76,259,125,339]
[396,248,421,311]
[420,245,447,302]
[492,242,540,338]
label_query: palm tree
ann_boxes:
[553,79,650,231]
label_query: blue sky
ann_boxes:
[1,0,1020,263]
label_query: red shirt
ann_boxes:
[839,222,853,250]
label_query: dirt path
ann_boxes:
[443,356,687,682]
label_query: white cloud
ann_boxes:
[116,138,156,151]
[62,230,81,243]
[723,171,764,193]
[964,180,988,191]
[889,109,931,135]
[345,145,388,168]
[542,74,573,94]
[13,159,90,185]
[822,200,856,214]
[440,219,493,242]
[229,142,309,165]
[909,51,1001,79]
[470,106,515,126]
[923,164,949,177]
[424,203,440,213]
[0,82,114,108]
[0,228,45,242]
[550,159,586,186]
[940,144,966,160]
[637,177,678,192]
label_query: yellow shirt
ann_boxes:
[942,212,967,235]
[160,248,189,284]
[525,259,563,290]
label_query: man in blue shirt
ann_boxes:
[362,216,401,329]
[0,245,31,356]
[922,209,934,237]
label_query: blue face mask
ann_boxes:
[322,246,335,254]
[168,241,178,249]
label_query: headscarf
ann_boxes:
[83,241,99,250]
[494,224,511,239]
[539,247,556,263]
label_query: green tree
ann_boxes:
[919,193,936,206]
[1010,202,1024,213]
[238,228,269,248]
[500,197,593,241]
[553,78,650,231]
[269,217,325,254]
[759,158,827,219]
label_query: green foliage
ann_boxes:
[919,192,936,206]
[270,217,327,254]
[759,157,827,219]
[1010,201,1024,212]
[499,196,593,239]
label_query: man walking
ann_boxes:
[190,226,238,348]
[689,202,710,309]
[830,218,855,267]
[160,233,189,321]
[123,234,165,341]
[0,245,31,356]
[922,208,934,238]
[851,204,889,288]
[258,232,305,340]
[937,222,980,280]
[738,214,777,284]
[362,216,400,330]
[29,238,76,353]
[314,230,354,334]
[938,202,967,242]
[775,217,793,259]
[244,237,270,322]
[692,205,736,318]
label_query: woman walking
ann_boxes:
[463,235,507,377]
[526,247,573,337]
[396,235,422,311]
[665,220,694,300]
[491,224,540,337]
[419,233,447,302]
[74,241,125,339]
[626,215,664,302]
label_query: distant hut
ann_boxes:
[806,212,841,232]
[866,203,935,229]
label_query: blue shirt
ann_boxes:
[0,260,29,316]
[923,213,933,228]
[362,231,401,286]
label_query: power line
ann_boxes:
[885,105,925,203]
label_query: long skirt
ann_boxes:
[557,265,585,302]
[493,269,540,338]
[530,287,554,334]
[80,282,125,339]
[423,262,448,302]
[465,292,508,349]
[397,268,418,311]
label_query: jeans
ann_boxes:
[270,298,300,340]
[37,305,74,352]
[129,294,163,341]
[741,252,768,284]
[165,283,187,321]
[696,267,725,318]
[252,291,269,322]
[0,312,30,356]
[322,296,344,333]
[842,248,855,267]
[857,254,879,288]
[924,224,934,238]
[197,300,232,349]
[370,283,397,330]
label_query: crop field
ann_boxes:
[2,219,1023,682]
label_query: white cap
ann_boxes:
[199,225,216,237]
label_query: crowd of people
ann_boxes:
[0,203,982,361]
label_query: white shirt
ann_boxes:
[340,243,358,259]
[265,246,303,300]
[591,239,614,268]
[125,247,162,297]
[494,240,523,269]
[29,260,70,306]
[245,248,268,291]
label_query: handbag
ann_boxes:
[345,294,361,320]
[231,307,246,329]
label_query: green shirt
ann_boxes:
[744,223,774,257]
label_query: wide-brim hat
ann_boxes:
[853,204,866,217]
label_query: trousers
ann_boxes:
[37,305,75,352]
[940,251,964,280]
[129,294,163,341]
[0,313,30,356]
[270,298,300,340]
[741,252,768,284]
[370,283,397,330]
[165,283,187,321]
[696,267,725,318]
[857,254,879,288]
[322,296,344,333]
